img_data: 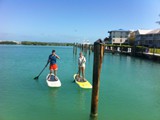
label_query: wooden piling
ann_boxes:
[75,43,77,55]
[73,44,75,54]
[81,44,84,51]
[90,39,104,117]
[73,43,77,55]
[89,45,91,55]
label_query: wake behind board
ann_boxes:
[73,74,92,89]
[46,73,61,87]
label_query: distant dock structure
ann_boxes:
[82,40,91,45]
[81,40,91,49]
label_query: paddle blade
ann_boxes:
[72,80,75,83]
[34,76,39,80]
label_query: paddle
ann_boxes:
[34,62,49,80]
[72,70,79,83]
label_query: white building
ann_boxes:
[82,40,91,45]
[135,29,160,48]
[108,29,132,45]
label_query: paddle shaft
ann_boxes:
[34,62,49,79]
[37,65,47,77]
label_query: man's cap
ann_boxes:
[52,50,55,53]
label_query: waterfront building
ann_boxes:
[135,29,160,48]
[108,29,132,45]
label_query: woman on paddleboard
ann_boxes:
[47,50,60,76]
[78,52,86,81]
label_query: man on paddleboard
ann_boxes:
[47,50,60,77]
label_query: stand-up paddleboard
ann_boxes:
[46,73,61,87]
[73,74,92,89]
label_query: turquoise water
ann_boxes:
[0,45,160,120]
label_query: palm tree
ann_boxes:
[156,14,160,24]
[128,32,135,46]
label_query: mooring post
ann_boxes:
[73,43,75,54]
[75,43,77,55]
[90,39,104,117]
[89,45,91,55]
[73,43,77,55]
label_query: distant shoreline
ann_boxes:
[0,40,74,46]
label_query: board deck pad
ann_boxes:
[49,75,58,81]
[46,74,61,87]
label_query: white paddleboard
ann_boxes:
[46,73,61,87]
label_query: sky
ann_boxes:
[0,0,160,43]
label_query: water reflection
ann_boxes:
[48,88,60,110]
[49,88,59,97]
[89,115,98,120]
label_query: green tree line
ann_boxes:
[21,41,74,46]
[0,41,74,46]
[0,41,17,44]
